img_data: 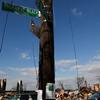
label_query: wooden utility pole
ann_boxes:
[31,0,55,99]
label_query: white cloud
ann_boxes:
[55,59,77,73]
[71,8,83,16]
[69,59,100,83]
[55,61,100,89]
[1,53,100,90]
[78,62,100,75]
[93,54,100,60]
[55,76,77,89]
[0,70,6,74]
[55,55,100,87]
[0,67,38,90]
[0,70,6,76]
[20,52,31,60]
[6,76,38,90]
[9,67,38,76]
[55,59,76,68]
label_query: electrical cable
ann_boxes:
[32,44,38,89]
[0,12,8,54]
[67,3,79,91]
[0,0,13,54]
[52,0,56,29]
[31,2,39,88]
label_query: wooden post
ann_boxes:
[31,0,55,99]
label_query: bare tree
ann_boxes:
[77,77,85,89]
[58,81,64,90]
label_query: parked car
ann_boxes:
[88,92,100,100]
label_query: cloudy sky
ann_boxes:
[0,0,100,90]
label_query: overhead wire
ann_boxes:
[0,13,8,54]
[30,1,39,89]
[67,1,79,91]
[69,14,79,90]
[32,44,38,89]
[53,0,56,29]
[0,0,13,54]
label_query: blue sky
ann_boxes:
[0,0,100,90]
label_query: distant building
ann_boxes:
[16,80,23,93]
[0,79,7,92]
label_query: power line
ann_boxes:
[0,12,9,54]
[67,5,79,90]
[69,13,79,78]
[32,44,38,89]
[0,0,14,54]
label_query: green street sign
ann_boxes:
[37,0,49,20]
[2,2,40,17]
